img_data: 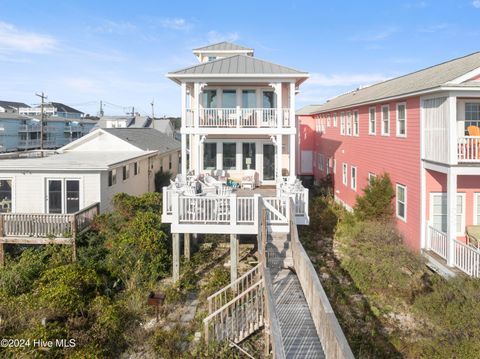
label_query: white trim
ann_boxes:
[447,66,480,84]
[342,163,348,186]
[353,110,360,136]
[429,192,466,236]
[351,166,357,191]
[340,112,345,135]
[333,113,338,127]
[368,172,376,183]
[45,177,83,214]
[396,102,407,138]
[381,104,390,136]
[368,106,376,135]
[396,183,407,222]
[346,111,352,136]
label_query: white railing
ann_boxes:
[427,224,448,260]
[293,188,309,218]
[162,186,173,216]
[457,136,480,162]
[178,196,232,224]
[18,124,41,132]
[18,139,41,148]
[263,197,289,224]
[193,108,292,128]
[237,197,255,224]
[454,239,480,278]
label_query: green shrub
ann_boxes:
[354,173,395,222]
[202,266,230,296]
[150,325,188,359]
[179,261,199,292]
[155,170,172,192]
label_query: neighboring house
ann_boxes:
[96,115,176,137]
[0,101,30,113]
[152,118,175,137]
[297,52,480,277]
[19,102,83,119]
[0,128,180,214]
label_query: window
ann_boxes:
[48,180,62,214]
[342,163,348,185]
[353,111,359,136]
[242,143,256,169]
[347,111,352,136]
[465,103,480,134]
[262,91,275,108]
[108,169,117,187]
[242,90,256,108]
[123,165,129,180]
[134,162,140,175]
[204,143,217,170]
[222,90,236,108]
[396,103,406,137]
[0,179,12,213]
[223,143,236,170]
[381,105,390,135]
[351,166,357,191]
[202,90,217,108]
[327,114,331,127]
[340,112,345,135]
[207,56,217,62]
[396,184,407,221]
[368,172,376,183]
[333,113,337,127]
[431,193,465,234]
[169,155,172,170]
[66,180,80,214]
[369,107,376,135]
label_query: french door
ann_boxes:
[47,179,80,214]
[263,144,275,181]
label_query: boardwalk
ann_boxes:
[267,234,325,358]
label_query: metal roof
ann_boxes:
[193,41,253,52]
[0,100,30,110]
[169,54,308,76]
[300,51,480,114]
[103,128,180,153]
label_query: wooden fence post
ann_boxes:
[71,215,77,262]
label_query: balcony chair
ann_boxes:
[241,170,256,190]
[466,126,480,159]
[202,174,221,194]
[214,169,227,184]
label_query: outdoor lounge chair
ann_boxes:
[241,170,256,190]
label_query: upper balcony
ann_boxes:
[185,108,290,129]
[18,124,56,133]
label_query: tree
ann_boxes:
[354,173,395,222]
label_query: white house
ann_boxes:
[0,128,180,214]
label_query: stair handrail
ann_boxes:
[207,263,261,313]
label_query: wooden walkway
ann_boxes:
[267,234,325,358]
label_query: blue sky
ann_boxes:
[1,0,480,116]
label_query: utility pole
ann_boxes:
[132,106,135,117]
[150,98,155,119]
[35,91,47,154]
[99,100,104,117]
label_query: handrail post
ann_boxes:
[70,214,77,261]
[230,194,237,226]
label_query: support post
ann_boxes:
[446,168,457,267]
[184,233,190,260]
[181,133,187,180]
[70,215,77,261]
[289,134,295,177]
[0,215,4,267]
[173,233,180,282]
[277,134,283,179]
[230,234,238,283]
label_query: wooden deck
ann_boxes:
[236,186,276,197]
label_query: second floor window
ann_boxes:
[353,111,359,136]
[396,103,407,137]
[108,169,117,187]
[333,113,338,127]
[203,90,217,108]
[123,165,129,180]
[369,107,376,135]
[382,105,390,135]
[340,112,345,135]
[242,90,256,108]
[347,112,352,136]
[342,163,348,185]
[222,90,236,108]
[465,103,480,135]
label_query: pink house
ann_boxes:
[297,52,480,278]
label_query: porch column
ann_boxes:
[446,168,457,267]
[276,83,283,129]
[184,233,190,260]
[289,134,295,177]
[181,133,187,179]
[289,82,296,177]
[277,134,283,179]
[172,232,180,282]
[230,234,238,283]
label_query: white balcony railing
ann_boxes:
[184,108,292,128]
[18,139,56,149]
[427,224,480,278]
[457,136,480,162]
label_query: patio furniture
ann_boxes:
[217,186,232,196]
[241,170,256,190]
[202,174,221,194]
[214,169,228,184]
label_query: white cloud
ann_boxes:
[473,0,480,8]
[64,77,100,94]
[418,23,448,33]
[307,73,389,87]
[0,22,56,53]
[94,20,136,34]
[161,18,192,30]
[403,1,427,9]
[206,31,239,44]
[350,27,398,42]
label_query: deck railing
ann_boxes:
[289,200,355,359]
[457,136,480,162]
[188,108,292,128]
[207,264,261,313]
[426,224,480,278]
[0,203,100,241]
[427,224,448,260]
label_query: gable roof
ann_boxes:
[0,100,30,110]
[193,41,253,52]
[168,54,308,83]
[103,128,180,153]
[301,52,480,114]
[50,102,83,114]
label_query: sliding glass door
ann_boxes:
[263,144,275,181]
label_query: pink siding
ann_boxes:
[426,170,480,239]
[297,115,315,175]
[309,97,422,250]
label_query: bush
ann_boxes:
[150,325,188,359]
[354,173,395,222]
[155,170,172,192]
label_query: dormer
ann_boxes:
[192,41,254,63]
